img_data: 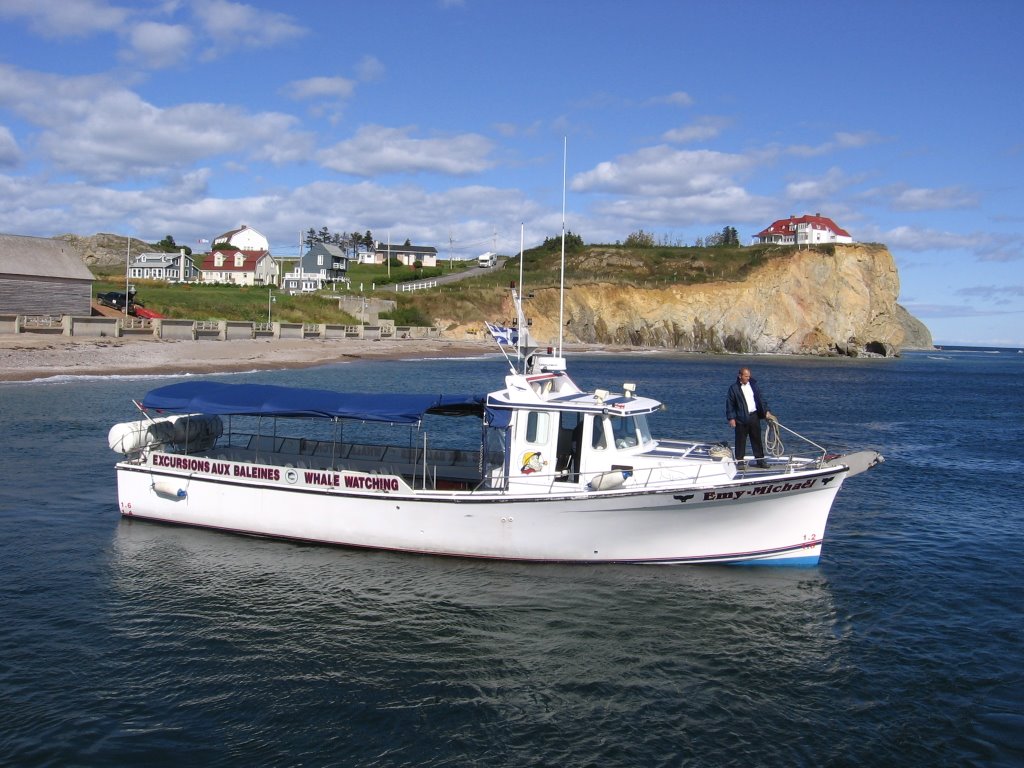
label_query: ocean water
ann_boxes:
[1,348,1022,767]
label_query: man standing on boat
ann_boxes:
[726,367,773,468]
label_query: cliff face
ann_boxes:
[58,233,156,267]
[505,244,931,357]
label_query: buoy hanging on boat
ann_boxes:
[152,481,187,500]
[588,470,630,492]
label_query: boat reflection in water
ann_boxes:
[108,516,843,684]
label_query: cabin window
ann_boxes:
[612,415,639,448]
[591,416,608,450]
[524,411,550,444]
[610,414,652,449]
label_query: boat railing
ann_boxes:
[141,425,835,495]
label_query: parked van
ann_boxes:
[477,252,497,268]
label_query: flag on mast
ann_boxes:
[485,322,519,347]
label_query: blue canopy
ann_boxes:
[142,381,485,424]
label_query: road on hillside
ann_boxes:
[440,257,507,286]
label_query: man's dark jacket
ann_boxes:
[726,377,768,421]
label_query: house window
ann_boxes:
[317,255,324,266]
[215,254,224,267]
[235,254,244,267]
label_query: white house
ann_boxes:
[213,225,270,252]
[373,242,438,268]
[753,214,853,245]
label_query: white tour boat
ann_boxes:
[109,341,883,565]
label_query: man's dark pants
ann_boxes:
[734,413,764,462]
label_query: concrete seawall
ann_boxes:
[0,314,440,342]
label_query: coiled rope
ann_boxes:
[764,415,784,457]
[709,443,733,460]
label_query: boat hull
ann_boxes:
[115,460,847,565]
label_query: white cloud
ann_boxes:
[663,116,729,144]
[786,131,882,157]
[591,187,776,229]
[862,224,979,252]
[356,55,386,82]
[287,76,356,102]
[0,64,308,182]
[570,145,754,196]
[192,0,305,52]
[317,125,496,177]
[785,167,849,200]
[890,185,979,211]
[648,91,694,107]
[0,0,130,37]
[123,21,193,69]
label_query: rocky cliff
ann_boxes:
[495,244,931,357]
[58,233,157,267]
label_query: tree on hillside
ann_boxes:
[542,231,584,252]
[624,229,656,248]
[157,234,191,255]
[703,226,740,248]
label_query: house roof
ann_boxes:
[212,224,270,248]
[756,214,851,238]
[307,243,347,257]
[0,233,93,281]
[375,243,438,256]
[130,252,192,268]
[214,225,252,241]
[200,249,272,272]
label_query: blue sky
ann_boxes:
[0,0,1021,346]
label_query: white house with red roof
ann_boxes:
[754,214,853,246]
[199,225,279,285]
[199,249,278,286]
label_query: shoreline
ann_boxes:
[0,334,501,384]
[0,334,931,385]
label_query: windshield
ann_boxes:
[611,413,651,449]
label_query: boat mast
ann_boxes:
[558,137,567,357]
[517,222,527,367]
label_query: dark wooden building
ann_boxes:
[0,234,94,316]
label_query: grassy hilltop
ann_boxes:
[92,241,830,327]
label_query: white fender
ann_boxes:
[152,481,187,500]
[588,471,627,491]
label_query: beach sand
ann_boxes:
[0,334,497,383]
